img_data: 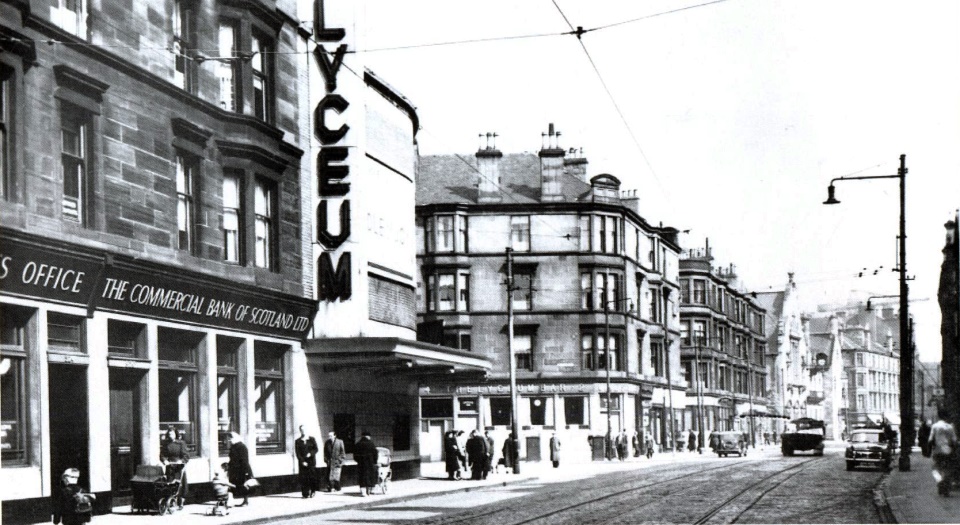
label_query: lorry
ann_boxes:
[781,417,825,456]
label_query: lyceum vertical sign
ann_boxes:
[313,0,351,301]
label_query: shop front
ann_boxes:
[0,231,317,523]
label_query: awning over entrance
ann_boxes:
[305,337,491,378]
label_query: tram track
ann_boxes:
[422,459,750,525]
[692,456,825,525]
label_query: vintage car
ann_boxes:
[712,431,747,457]
[845,428,893,471]
[781,418,825,456]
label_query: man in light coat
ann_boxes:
[323,431,346,492]
[549,432,561,468]
[929,408,958,497]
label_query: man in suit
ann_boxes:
[483,431,495,479]
[465,430,488,480]
[294,426,319,498]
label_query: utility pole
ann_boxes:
[506,247,520,474]
[696,340,705,453]
[897,154,913,472]
[664,289,676,456]
[605,301,613,459]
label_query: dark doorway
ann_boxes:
[49,364,89,490]
[109,370,144,498]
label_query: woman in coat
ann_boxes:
[354,431,379,496]
[502,432,519,471]
[443,431,464,480]
[227,432,254,507]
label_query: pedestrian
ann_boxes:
[465,430,487,480]
[444,431,465,480]
[644,433,655,458]
[52,467,95,525]
[604,430,615,460]
[483,431,495,479]
[549,432,561,468]
[502,432,519,473]
[227,432,254,507]
[160,428,189,509]
[294,425,319,498]
[323,431,346,491]
[772,430,778,444]
[632,432,641,457]
[617,431,628,461]
[688,429,697,452]
[929,408,958,497]
[354,431,379,497]
[919,419,932,457]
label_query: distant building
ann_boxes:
[805,314,845,439]
[754,275,811,435]
[415,125,686,461]
[678,242,768,446]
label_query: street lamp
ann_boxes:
[695,337,706,453]
[823,154,913,471]
[604,296,634,459]
[865,295,900,312]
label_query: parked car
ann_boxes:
[845,428,893,471]
[713,431,747,457]
[781,418,825,456]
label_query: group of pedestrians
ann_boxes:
[444,429,520,480]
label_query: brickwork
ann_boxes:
[2,0,307,294]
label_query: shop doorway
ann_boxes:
[109,370,144,497]
[49,364,89,490]
[422,420,448,462]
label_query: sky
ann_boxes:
[355,0,960,362]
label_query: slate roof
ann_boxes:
[416,153,593,206]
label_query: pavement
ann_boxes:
[881,452,960,523]
[29,446,960,524]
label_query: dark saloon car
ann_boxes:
[713,431,747,457]
[845,428,893,471]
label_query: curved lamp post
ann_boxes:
[823,154,913,471]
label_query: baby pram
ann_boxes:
[130,463,185,515]
[375,447,392,494]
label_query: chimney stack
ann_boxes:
[564,147,588,183]
[476,132,502,203]
[539,123,565,202]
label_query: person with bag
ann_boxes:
[295,425,319,498]
[227,432,255,507]
[443,431,465,480]
[919,419,932,457]
[929,408,958,496]
[52,468,95,525]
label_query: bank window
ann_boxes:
[251,34,272,122]
[514,333,533,371]
[254,177,276,270]
[1,306,30,465]
[173,0,196,92]
[223,170,243,263]
[158,327,202,449]
[489,397,511,426]
[217,336,242,455]
[600,395,620,418]
[218,21,239,111]
[61,103,91,224]
[107,320,146,357]
[54,0,87,38]
[47,312,84,353]
[581,331,621,372]
[0,69,9,200]
[176,153,198,253]
[510,215,530,252]
[254,342,286,453]
[563,396,586,426]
